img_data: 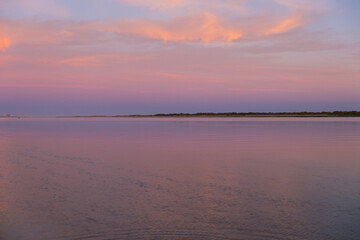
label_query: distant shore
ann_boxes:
[63,111,360,118]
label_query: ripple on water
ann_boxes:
[56,228,303,240]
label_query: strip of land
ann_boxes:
[67,111,360,118]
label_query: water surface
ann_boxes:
[0,118,359,240]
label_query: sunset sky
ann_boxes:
[0,0,359,116]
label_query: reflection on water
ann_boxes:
[0,118,359,240]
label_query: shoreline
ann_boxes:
[2,111,360,119]
[60,111,360,118]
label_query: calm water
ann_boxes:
[0,118,359,240]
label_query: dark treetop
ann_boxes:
[68,111,360,118]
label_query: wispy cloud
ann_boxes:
[107,0,315,42]
[264,14,305,35]
[104,12,243,43]
[0,0,322,47]
[1,0,358,111]
[116,0,184,9]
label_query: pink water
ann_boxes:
[0,118,359,240]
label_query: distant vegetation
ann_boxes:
[70,111,360,118]
[0,114,20,118]
[136,111,360,117]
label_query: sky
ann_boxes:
[0,0,359,116]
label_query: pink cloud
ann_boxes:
[264,14,305,35]
[60,56,108,67]
[0,22,12,51]
[58,53,152,67]
[106,0,317,42]
[0,35,11,51]
[105,12,243,43]
[1,0,358,108]
[0,0,319,47]
[114,0,248,12]
[0,19,75,49]
[117,0,184,9]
